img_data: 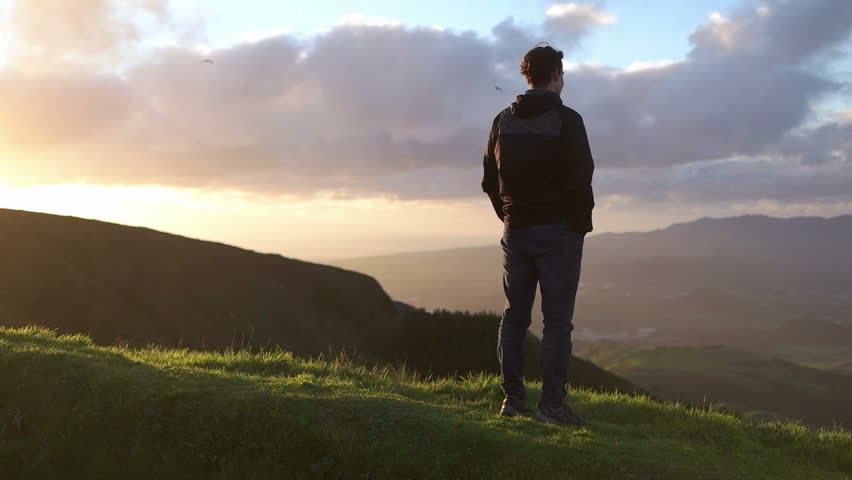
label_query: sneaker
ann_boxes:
[535,402,588,426]
[499,395,533,417]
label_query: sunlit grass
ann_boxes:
[2,325,849,479]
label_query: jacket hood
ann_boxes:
[509,89,562,118]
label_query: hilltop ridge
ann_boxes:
[0,207,400,362]
[1,326,849,479]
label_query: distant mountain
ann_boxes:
[329,214,852,340]
[0,208,400,362]
[588,215,852,270]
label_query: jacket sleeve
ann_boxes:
[562,113,595,234]
[481,113,505,222]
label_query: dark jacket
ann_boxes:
[481,89,595,234]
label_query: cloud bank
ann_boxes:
[1,0,851,212]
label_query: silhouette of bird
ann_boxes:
[201,58,214,64]
[494,85,502,91]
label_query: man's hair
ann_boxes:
[520,43,563,88]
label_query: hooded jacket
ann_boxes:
[481,89,595,234]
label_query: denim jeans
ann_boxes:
[497,223,584,408]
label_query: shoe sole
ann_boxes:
[534,410,587,426]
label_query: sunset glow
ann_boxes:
[0,0,850,260]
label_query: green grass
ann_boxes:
[386,309,644,395]
[2,326,850,479]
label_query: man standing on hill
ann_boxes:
[482,43,595,426]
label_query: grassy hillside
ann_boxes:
[743,318,852,374]
[765,343,852,374]
[0,208,400,362]
[2,326,849,479]
[384,309,642,394]
[575,342,852,429]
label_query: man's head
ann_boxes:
[520,43,564,94]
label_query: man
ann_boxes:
[481,43,595,426]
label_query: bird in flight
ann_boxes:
[494,85,502,91]
[201,58,214,64]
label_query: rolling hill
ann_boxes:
[0,208,637,394]
[0,208,401,362]
[741,318,852,375]
[383,308,642,394]
[574,341,852,429]
[765,317,852,347]
[1,326,848,479]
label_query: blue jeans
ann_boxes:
[497,223,584,408]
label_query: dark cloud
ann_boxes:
[303,25,497,130]
[689,0,852,65]
[596,120,852,204]
[491,3,615,69]
[492,18,537,65]
[567,60,838,168]
[775,119,852,166]
[567,0,852,169]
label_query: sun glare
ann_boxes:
[0,183,504,260]
[0,183,197,223]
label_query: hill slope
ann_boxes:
[766,317,852,347]
[0,208,399,362]
[1,326,849,479]
[386,308,643,394]
[0,208,639,396]
[575,342,852,429]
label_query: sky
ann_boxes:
[0,0,851,262]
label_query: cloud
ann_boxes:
[492,2,614,65]
[1,0,852,212]
[491,17,537,65]
[594,116,852,205]
[1,0,205,70]
[0,68,135,149]
[597,152,852,206]
[546,3,616,25]
[689,0,852,65]
[561,0,852,171]
[544,3,616,49]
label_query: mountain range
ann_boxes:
[329,214,852,341]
